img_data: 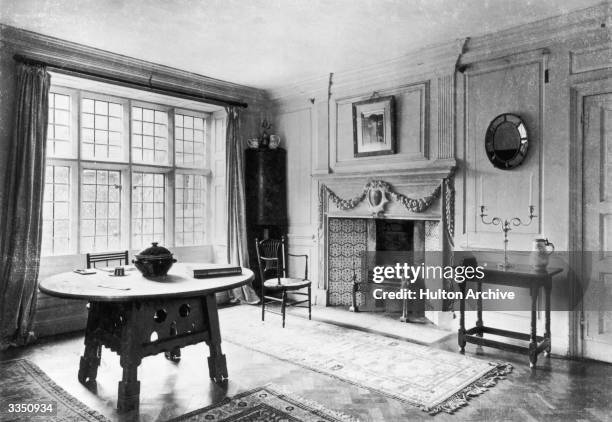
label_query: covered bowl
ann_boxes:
[133,242,177,277]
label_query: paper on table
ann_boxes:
[73,269,96,275]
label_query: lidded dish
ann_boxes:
[133,242,177,277]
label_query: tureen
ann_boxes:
[133,242,177,277]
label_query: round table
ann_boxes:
[39,263,253,412]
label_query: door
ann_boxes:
[583,92,612,363]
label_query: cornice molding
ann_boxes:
[268,2,609,103]
[268,39,466,102]
[0,24,268,106]
[459,2,610,66]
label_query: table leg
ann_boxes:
[529,286,538,368]
[117,360,140,412]
[78,302,102,385]
[458,281,466,354]
[117,303,141,412]
[204,295,228,383]
[544,280,551,356]
[476,282,484,354]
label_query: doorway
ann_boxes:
[581,91,612,363]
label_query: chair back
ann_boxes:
[86,250,130,269]
[254,237,287,285]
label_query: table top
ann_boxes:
[480,262,563,277]
[39,263,254,302]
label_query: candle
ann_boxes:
[528,174,533,206]
[479,176,484,206]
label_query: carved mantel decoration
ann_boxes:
[319,180,441,221]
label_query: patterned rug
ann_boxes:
[221,306,512,414]
[167,385,358,422]
[0,359,110,421]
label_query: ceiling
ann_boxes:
[0,0,602,90]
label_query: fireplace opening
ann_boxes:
[376,219,414,251]
[327,217,427,321]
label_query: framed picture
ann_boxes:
[352,95,395,158]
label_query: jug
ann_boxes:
[530,236,554,271]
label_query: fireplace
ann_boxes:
[316,172,455,327]
[328,217,438,317]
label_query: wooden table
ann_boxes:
[39,263,253,412]
[457,263,563,368]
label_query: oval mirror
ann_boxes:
[485,113,529,170]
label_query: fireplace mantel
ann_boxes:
[314,159,456,328]
[312,158,456,183]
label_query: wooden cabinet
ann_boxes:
[244,148,287,291]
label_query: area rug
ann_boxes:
[0,359,110,421]
[167,385,358,422]
[220,306,512,415]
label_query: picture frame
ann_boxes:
[352,95,395,158]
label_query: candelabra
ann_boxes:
[480,205,537,269]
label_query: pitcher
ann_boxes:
[530,236,554,271]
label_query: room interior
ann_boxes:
[0,1,611,421]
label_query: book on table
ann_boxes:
[190,264,242,278]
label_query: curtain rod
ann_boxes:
[13,54,248,109]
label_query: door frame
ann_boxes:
[569,78,612,358]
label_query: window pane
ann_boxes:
[47,92,73,158]
[41,165,72,255]
[80,169,121,253]
[81,98,123,161]
[175,113,206,168]
[175,174,205,246]
[132,107,168,165]
[132,171,165,248]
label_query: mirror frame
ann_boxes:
[485,113,529,170]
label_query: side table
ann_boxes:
[457,263,563,367]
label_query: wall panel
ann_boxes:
[463,55,545,249]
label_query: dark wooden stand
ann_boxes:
[457,265,563,368]
[245,148,288,292]
[78,295,227,412]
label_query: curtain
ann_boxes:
[225,106,258,303]
[0,64,51,350]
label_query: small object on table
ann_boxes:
[457,263,562,368]
[530,236,555,271]
[191,264,242,279]
[132,242,177,277]
[74,269,96,275]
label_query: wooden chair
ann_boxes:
[255,236,311,327]
[86,251,129,269]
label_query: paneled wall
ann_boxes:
[461,51,546,249]
[333,83,428,171]
[271,4,611,356]
[273,105,318,285]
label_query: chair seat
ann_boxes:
[263,278,311,291]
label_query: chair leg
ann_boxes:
[308,285,312,320]
[261,294,265,322]
[281,290,287,328]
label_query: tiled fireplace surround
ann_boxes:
[316,169,455,327]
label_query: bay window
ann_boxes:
[42,86,213,257]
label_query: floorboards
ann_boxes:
[1,305,611,422]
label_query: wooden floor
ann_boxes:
[2,306,612,422]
